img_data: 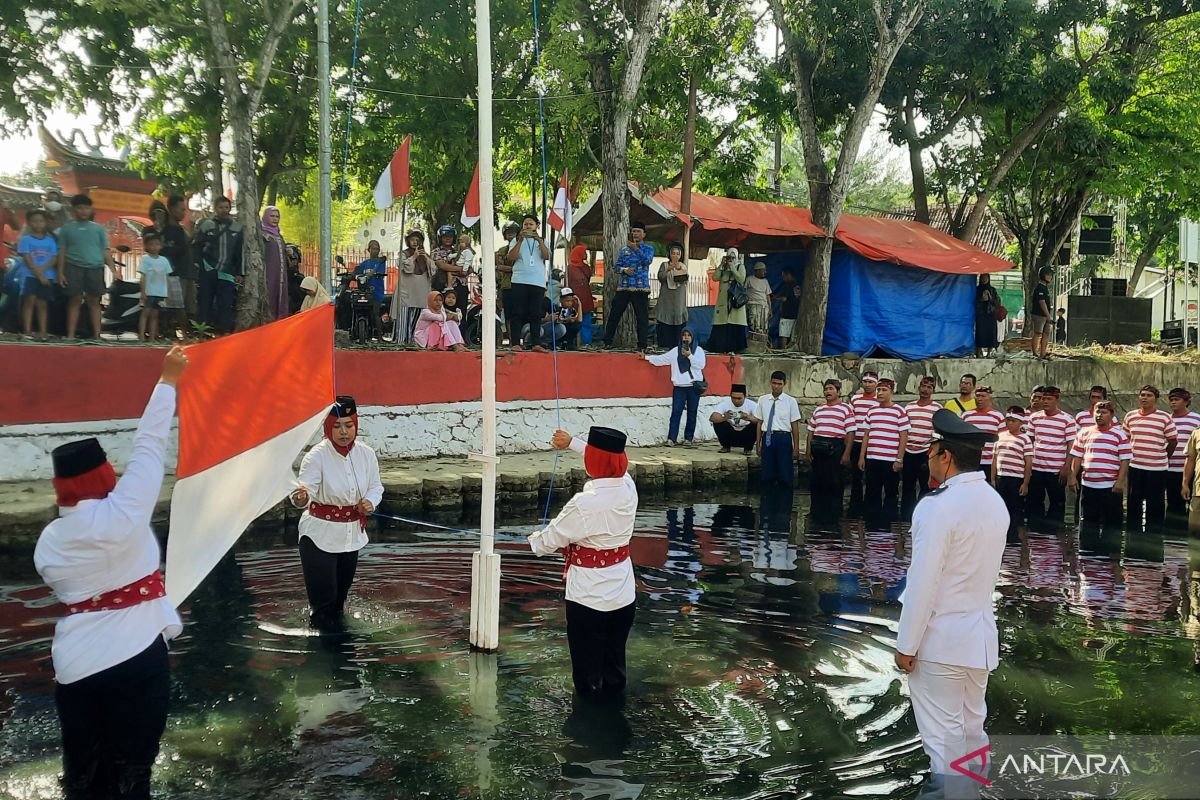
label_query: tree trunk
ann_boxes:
[206,112,224,202]
[904,100,929,223]
[1128,226,1168,296]
[228,107,268,330]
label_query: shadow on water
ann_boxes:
[1,488,1199,799]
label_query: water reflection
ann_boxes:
[0,492,1198,799]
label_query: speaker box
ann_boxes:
[1089,277,1127,296]
[1065,295,1151,346]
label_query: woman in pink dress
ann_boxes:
[414,290,467,351]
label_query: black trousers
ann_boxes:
[849,441,866,508]
[565,600,636,696]
[864,458,901,527]
[996,476,1025,525]
[506,284,545,349]
[1167,470,1188,515]
[1127,467,1166,527]
[299,536,359,630]
[901,450,931,518]
[603,292,649,349]
[810,440,846,521]
[1080,485,1125,527]
[656,321,684,350]
[1026,469,1066,520]
[56,636,170,800]
[714,420,757,451]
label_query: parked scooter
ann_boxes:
[460,273,504,346]
[334,256,380,343]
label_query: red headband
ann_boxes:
[54,461,117,507]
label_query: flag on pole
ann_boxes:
[166,305,335,605]
[372,134,412,209]
[548,170,573,240]
[461,161,481,228]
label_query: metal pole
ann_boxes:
[469,0,501,652]
[317,0,332,288]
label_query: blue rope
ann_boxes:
[334,0,365,245]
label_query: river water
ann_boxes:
[1,490,1198,799]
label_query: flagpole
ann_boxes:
[317,0,332,288]
[390,195,409,343]
[469,0,501,652]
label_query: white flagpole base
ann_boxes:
[469,550,501,651]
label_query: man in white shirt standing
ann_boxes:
[529,426,637,697]
[35,346,189,800]
[709,383,758,454]
[754,370,803,487]
[896,410,1008,798]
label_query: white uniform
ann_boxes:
[34,384,183,685]
[897,470,1008,777]
[295,439,384,553]
[527,438,637,611]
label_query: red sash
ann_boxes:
[562,543,630,580]
[309,502,367,530]
[65,571,166,615]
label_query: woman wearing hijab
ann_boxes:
[643,329,706,446]
[414,290,467,351]
[529,426,637,697]
[655,242,689,349]
[289,396,384,631]
[705,247,748,353]
[565,244,596,345]
[392,229,433,344]
[261,205,289,320]
[975,274,1001,357]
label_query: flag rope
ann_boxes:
[334,0,365,248]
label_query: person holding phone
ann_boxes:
[505,213,551,351]
[602,222,653,351]
[643,328,706,446]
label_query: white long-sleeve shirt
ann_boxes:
[34,383,183,685]
[295,439,384,553]
[646,346,707,388]
[528,438,637,611]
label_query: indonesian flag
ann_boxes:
[461,161,480,228]
[548,170,573,239]
[166,305,335,605]
[372,134,412,210]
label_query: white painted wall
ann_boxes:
[0,396,727,482]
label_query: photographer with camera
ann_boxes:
[505,213,551,351]
[393,230,433,344]
[602,222,654,351]
[704,247,748,354]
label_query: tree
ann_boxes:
[768,0,927,354]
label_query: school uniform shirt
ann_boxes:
[138,254,173,298]
[962,408,1005,466]
[1169,412,1200,473]
[903,401,941,454]
[296,439,384,553]
[1069,426,1131,489]
[897,471,1009,669]
[34,384,183,685]
[528,438,637,612]
[850,392,880,442]
[646,346,707,387]
[1122,409,1177,471]
[755,393,803,434]
[993,431,1033,480]
[712,397,758,431]
[809,402,855,439]
[863,404,911,462]
[1028,410,1078,472]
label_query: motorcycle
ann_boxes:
[459,270,504,347]
[335,265,380,344]
[101,246,140,334]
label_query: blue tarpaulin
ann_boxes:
[749,249,977,360]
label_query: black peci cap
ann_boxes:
[931,408,997,445]
[587,426,626,454]
[331,396,357,417]
[52,438,107,479]
[731,383,747,394]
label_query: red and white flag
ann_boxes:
[166,305,335,605]
[373,134,412,210]
[461,161,481,228]
[548,170,573,239]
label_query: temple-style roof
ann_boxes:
[39,126,141,179]
[0,182,44,211]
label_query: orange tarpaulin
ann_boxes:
[834,215,1012,274]
[650,186,826,240]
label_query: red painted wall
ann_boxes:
[3,346,743,425]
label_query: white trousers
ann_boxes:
[908,659,990,778]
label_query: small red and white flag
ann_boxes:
[373,134,412,210]
[461,161,481,229]
[166,305,335,605]
[548,170,573,239]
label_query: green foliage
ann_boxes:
[277,170,375,249]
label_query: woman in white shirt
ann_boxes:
[643,328,706,446]
[289,396,384,631]
[529,426,637,696]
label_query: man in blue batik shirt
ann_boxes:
[602,221,654,351]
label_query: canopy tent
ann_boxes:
[833,214,1012,275]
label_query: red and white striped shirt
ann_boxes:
[863,404,910,461]
[809,402,855,439]
[903,401,941,453]
[1070,425,1131,488]
[1029,410,1078,472]
[993,431,1033,480]
[1074,409,1096,430]
[1169,412,1200,472]
[1122,409,1178,471]
[962,408,1005,465]
[851,392,880,442]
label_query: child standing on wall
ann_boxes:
[138,232,173,342]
